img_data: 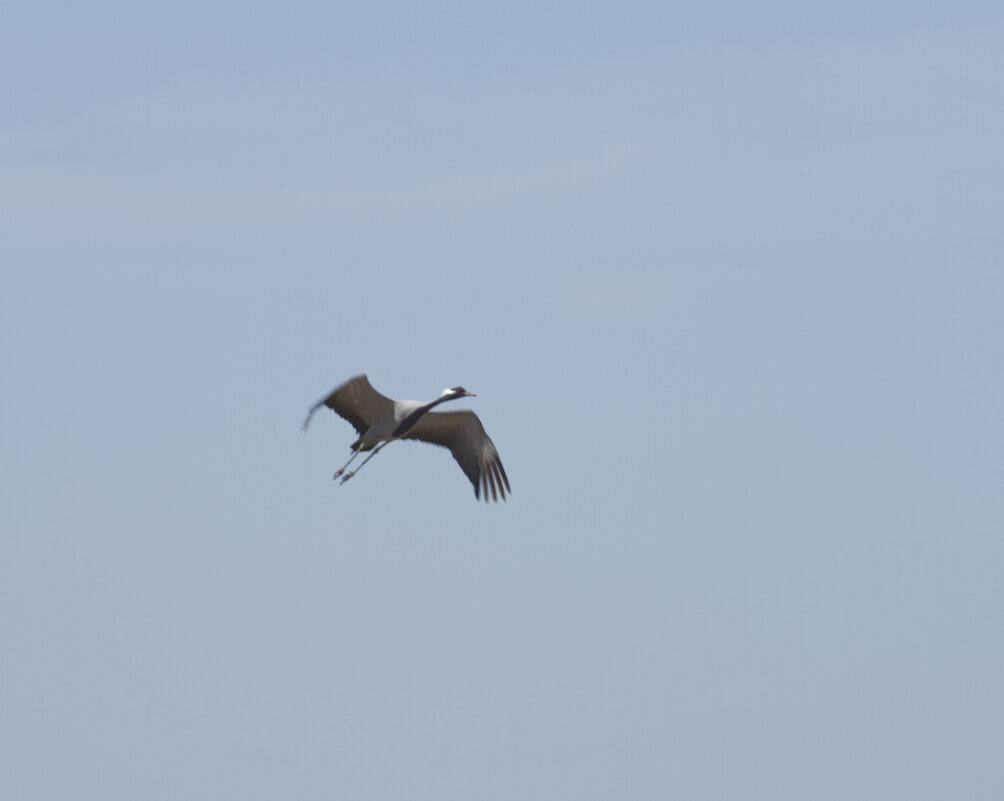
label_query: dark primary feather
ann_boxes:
[302,374,394,436]
[404,410,511,502]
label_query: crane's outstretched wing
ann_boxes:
[302,374,395,435]
[403,410,511,502]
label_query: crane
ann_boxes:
[303,374,511,503]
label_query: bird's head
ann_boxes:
[442,386,476,398]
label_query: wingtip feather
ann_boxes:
[486,462,499,502]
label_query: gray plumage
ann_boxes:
[303,374,510,502]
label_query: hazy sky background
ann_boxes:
[3,2,1002,799]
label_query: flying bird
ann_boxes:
[303,374,511,503]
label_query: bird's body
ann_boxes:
[348,398,425,450]
[303,374,510,502]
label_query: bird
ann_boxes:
[303,374,511,503]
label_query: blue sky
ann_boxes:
[3,2,1003,799]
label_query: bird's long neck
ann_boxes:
[392,393,462,438]
[424,393,461,412]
